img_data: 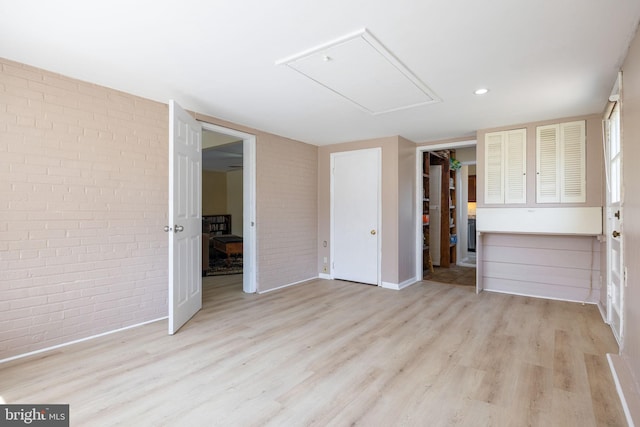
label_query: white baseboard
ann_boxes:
[597,301,608,324]
[257,276,318,294]
[608,353,640,427]
[0,316,167,365]
[381,277,418,291]
[457,262,476,268]
[319,273,332,280]
[482,288,599,305]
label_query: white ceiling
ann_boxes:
[1,0,639,146]
[202,130,243,172]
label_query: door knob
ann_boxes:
[164,226,172,232]
[174,225,184,233]
[370,230,376,235]
[612,230,620,238]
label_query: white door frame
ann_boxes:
[604,81,624,347]
[200,122,257,294]
[415,140,476,280]
[457,161,477,267]
[457,165,469,266]
[330,148,382,286]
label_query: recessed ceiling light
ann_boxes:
[474,88,489,95]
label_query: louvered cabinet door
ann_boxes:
[560,121,586,203]
[535,120,585,203]
[536,124,560,203]
[484,129,526,205]
[504,129,527,204]
[485,132,504,204]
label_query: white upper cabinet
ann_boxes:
[536,125,560,202]
[536,120,586,203]
[485,132,504,204]
[484,128,527,204]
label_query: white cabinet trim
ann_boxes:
[476,207,602,235]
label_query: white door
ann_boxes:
[168,100,202,334]
[605,101,624,346]
[429,165,442,266]
[331,148,381,285]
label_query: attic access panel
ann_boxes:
[277,29,441,115]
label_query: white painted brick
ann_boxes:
[2,57,307,359]
[0,72,29,90]
[0,57,171,359]
[0,327,32,343]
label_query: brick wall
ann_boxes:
[0,58,169,360]
[256,133,318,291]
[195,112,319,293]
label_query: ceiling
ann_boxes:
[202,130,243,172]
[1,1,639,146]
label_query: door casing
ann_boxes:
[200,122,257,294]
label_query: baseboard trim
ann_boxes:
[457,262,476,268]
[597,300,608,324]
[319,273,332,280]
[608,353,640,427]
[482,288,599,305]
[257,276,318,294]
[381,277,418,291]
[0,316,167,365]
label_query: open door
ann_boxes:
[168,100,202,334]
[605,99,624,346]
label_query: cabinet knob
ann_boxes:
[370,230,376,235]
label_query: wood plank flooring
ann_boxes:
[424,265,477,286]
[0,277,625,426]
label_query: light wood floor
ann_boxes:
[0,277,625,426]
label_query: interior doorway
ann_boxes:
[416,141,477,288]
[200,122,256,294]
[457,163,477,268]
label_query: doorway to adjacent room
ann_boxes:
[416,141,477,289]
